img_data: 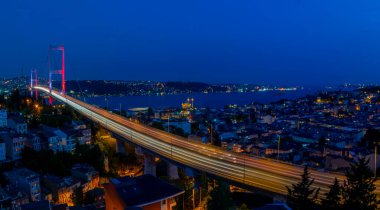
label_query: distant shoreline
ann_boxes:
[82,88,300,98]
[84,88,324,109]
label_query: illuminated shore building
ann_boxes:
[181,98,195,118]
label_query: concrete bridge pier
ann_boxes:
[193,176,201,190]
[167,162,179,180]
[115,139,126,154]
[144,154,157,176]
[135,146,143,157]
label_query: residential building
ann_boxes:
[1,133,25,161]
[41,131,60,152]
[42,175,80,205]
[25,133,42,151]
[7,115,27,134]
[0,140,6,162]
[71,164,99,193]
[77,128,92,145]
[0,109,7,127]
[4,168,41,202]
[53,129,76,153]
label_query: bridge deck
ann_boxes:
[36,86,380,198]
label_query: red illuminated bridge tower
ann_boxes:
[48,45,66,104]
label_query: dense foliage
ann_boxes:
[207,179,234,210]
[342,158,378,210]
[286,166,319,210]
[288,158,379,210]
[321,178,342,210]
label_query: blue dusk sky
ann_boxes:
[0,0,380,85]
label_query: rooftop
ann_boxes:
[20,200,51,210]
[5,168,40,180]
[255,203,292,210]
[105,174,184,207]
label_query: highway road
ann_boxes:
[36,86,380,197]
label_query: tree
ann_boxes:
[318,136,327,153]
[234,113,248,122]
[72,186,84,206]
[176,169,195,210]
[7,89,22,111]
[236,203,250,210]
[151,122,164,130]
[248,108,256,123]
[173,127,186,137]
[191,122,199,134]
[147,107,154,117]
[342,157,378,210]
[360,128,380,149]
[208,180,233,210]
[199,172,209,200]
[84,188,104,205]
[321,178,343,210]
[225,117,232,125]
[286,166,319,210]
[74,144,105,175]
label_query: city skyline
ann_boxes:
[1,1,380,85]
[2,1,380,209]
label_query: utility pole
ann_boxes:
[199,187,202,208]
[375,142,378,178]
[277,135,281,160]
[167,115,170,132]
[192,188,195,210]
[210,123,213,144]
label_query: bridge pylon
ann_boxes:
[48,44,66,105]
